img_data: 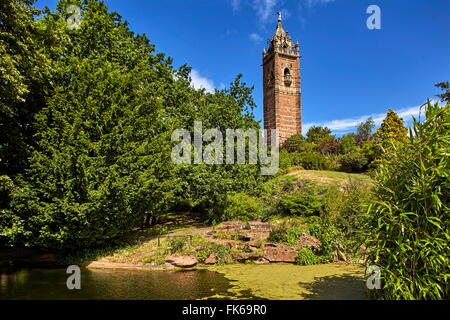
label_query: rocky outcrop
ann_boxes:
[165,254,198,268]
[231,252,262,262]
[262,243,298,263]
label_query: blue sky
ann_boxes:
[36,0,450,135]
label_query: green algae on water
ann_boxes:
[205,263,366,300]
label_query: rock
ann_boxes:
[262,243,297,263]
[247,221,276,232]
[165,254,198,268]
[231,252,262,262]
[298,234,321,249]
[204,253,217,265]
[217,221,244,231]
[238,230,270,242]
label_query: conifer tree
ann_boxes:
[373,109,408,147]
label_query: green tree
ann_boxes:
[1,0,180,249]
[340,134,357,154]
[0,0,51,176]
[355,117,375,146]
[435,81,450,104]
[306,126,332,143]
[282,134,304,153]
[373,109,408,152]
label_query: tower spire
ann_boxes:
[278,11,282,23]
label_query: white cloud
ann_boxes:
[190,69,215,93]
[249,32,263,43]
[227,0,335,23]
[303,101,440,135]
[252,0,279,23]
[305,0,336,8]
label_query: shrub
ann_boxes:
[289,152,330,170]
[365,102,449,300]
[279,194,324,217]
[195,247,211,263]
[201,243,232,265]
[167,236,188,254]
[307,217,340,262]
[296,247,321,265]
[282,134,305,153]
[341,134,357,154]
[279,149,292,169]
[323,180,372,236]
[268,225,305,246]
[222,192,261,222]
[338,152,369,173]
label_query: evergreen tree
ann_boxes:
[0,0,51,176]
[373,109,408,147]
[1,0,263,249]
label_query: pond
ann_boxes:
[0,264,367,300]
[0,268,246,300]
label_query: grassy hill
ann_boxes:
[281,169,373,188]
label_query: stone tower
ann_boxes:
[263,12,302,146]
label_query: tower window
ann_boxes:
[284,68,292,86]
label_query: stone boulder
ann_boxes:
[204,253,217,265]
[165,254,198,268]
[262,243,298,263]
[231,252,262,262]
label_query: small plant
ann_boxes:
[195,247,212,263]
[268,224,305,246]
[195,243,232,265]
[296,247,320,265]
[167,236,188,254]
[279,194,324,216]
[141,256,153,264]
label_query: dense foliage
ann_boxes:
[365,101,449,300]
[0,0,262,250]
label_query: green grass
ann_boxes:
[285,169,373,187]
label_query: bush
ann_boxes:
[323,180,372,235]
[268,225,304,246]
[307,217,340,262]
[167,236,188,254]
[365,102,449,300]
[296,247,321,265]
[338,152,369,173]
[196,243,232,265]
[222,192,261,222]
[279,150,292,169]
[279,194,324,217]
[289,152,330,170]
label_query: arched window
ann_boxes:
[284,68,292,86]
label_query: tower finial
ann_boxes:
[277,11,282,23]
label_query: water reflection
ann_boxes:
[0,268,235,300]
